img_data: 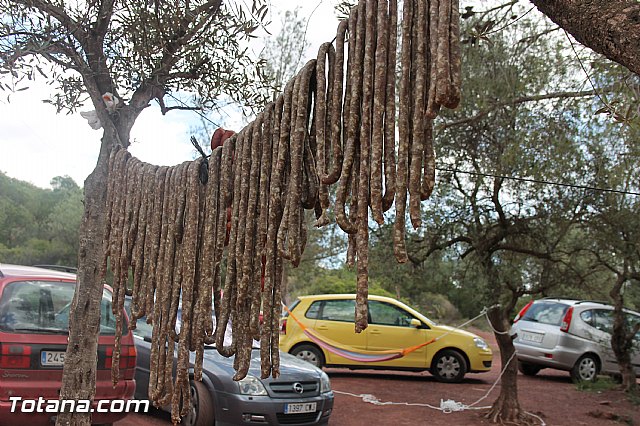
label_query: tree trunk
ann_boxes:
[485,308,536,424]
[609,276,638,394]
[530,0,640,75]
[56,129,118,426]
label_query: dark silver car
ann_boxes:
[511,298,640,382]
[128,310,334,426]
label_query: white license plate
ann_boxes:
[41,351,65,366]
[284,402,316,414]
[521,331,544,343]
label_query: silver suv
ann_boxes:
[511,298,640,382]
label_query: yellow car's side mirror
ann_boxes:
[410,318,421,328]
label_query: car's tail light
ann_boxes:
[105,345,137,369]
[280,318,287,335]
[560,307,573,332]
[513,300,534,323]
[0,344,32,369]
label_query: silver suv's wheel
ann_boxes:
[518,361,541,376]
[570,354,599,383]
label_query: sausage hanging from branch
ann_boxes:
[101,0,461,422]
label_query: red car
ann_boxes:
[0,264,137,425]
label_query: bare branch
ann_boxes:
[438,88,611,131]
[161,104,202,114]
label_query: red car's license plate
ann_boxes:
[41,350,65,366]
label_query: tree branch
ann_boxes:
[408,236,473,265]
[492,245,554,260]
[161,104,203,114]
[129,1,223,113]
[95,0,115,40]
[12,0,90,49]
[439,88,610,131]
[530,0,640,75]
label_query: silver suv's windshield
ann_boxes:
[522,301,570,326]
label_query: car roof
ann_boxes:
[534,297,639,313]
[297,293,397,303]
[0,263,77,280]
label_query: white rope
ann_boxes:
[430,304,501,343]
[483,305,512,335]
[333,350,514,412]
[467,350,516,407]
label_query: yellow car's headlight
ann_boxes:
[473,337,489,350]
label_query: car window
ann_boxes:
[0,280,123,335]
[592,309,613,334]
[283,299,300,317]
[580,310,593,326]
[305,301,322,319]
[369,301,415,327]
[320,300,355,322]
[522,302,569,326]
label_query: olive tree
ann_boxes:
[1,1,271,424]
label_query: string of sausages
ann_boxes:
[101,0,460,422]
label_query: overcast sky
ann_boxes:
[0,1,339,189]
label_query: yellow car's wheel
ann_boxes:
[291,344,325,368]
[431,349,467,383]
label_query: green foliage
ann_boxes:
[0,172,82,267]
[410,292,462,323]
[288,265,394,300]
[259,7,310,96]
[574,376,617,393]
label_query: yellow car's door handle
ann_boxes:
[316,325,329,331]
[369,329,382,335]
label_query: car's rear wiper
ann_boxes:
[11,327,68,334]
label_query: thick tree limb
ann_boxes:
[439,88,611,131]
[530,0,640,75]
[95,0,116,40]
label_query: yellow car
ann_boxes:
[279,294,493,383]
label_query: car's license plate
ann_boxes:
[41,351,65,366]
[521,331,544,343]
[284,402,316,414]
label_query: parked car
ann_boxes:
[511,298,640,382]
[125,300,334,426]
[0,264,136,425]
[279,294,493,383]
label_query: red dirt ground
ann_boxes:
[117,328,640,426]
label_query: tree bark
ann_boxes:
[485,308,535,424]
[609,275,639,393]
[56,127,119,426]
[530,0,640,75]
